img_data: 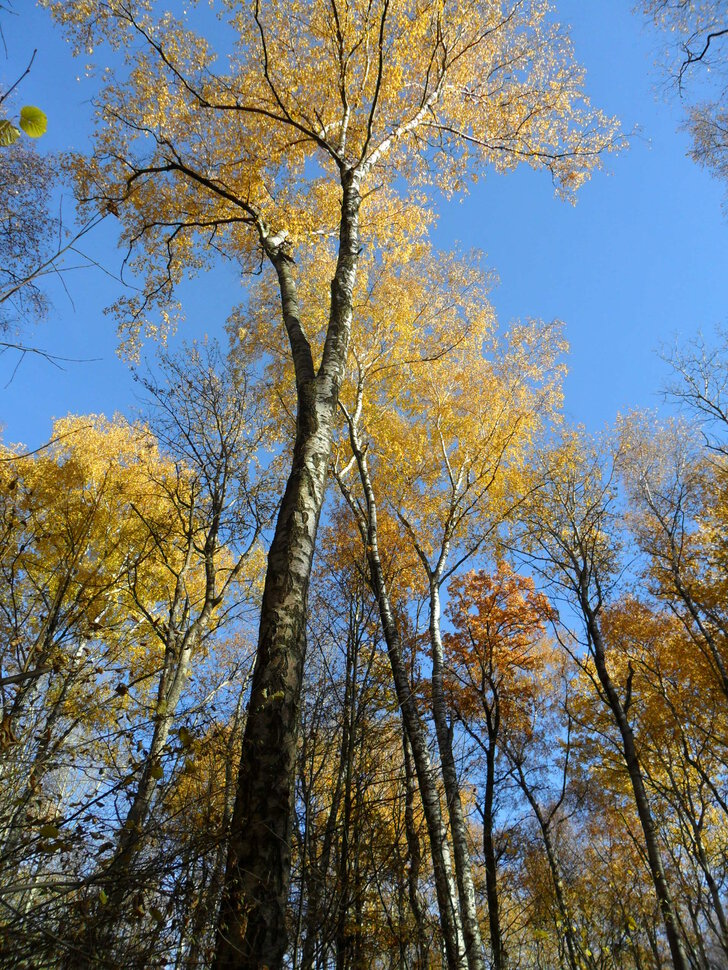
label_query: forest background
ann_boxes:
[2,1,728,970]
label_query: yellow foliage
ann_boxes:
[44,0,621,354]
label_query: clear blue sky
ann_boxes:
[1,0,727,450]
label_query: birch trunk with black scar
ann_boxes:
[335,422,466,970]
[580,590,690,970]
[402,730,430,969]
[214,172,362,970]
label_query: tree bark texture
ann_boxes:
[482,727,507,970]
[214,174,361,970]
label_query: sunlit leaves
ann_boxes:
[18,106,48,139]
[0,106,46,147]
[444,563,556,732]
[43,0,621,353]
[0,120,20,147]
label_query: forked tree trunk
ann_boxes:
[510,760,580,970]
[214,173,362,970]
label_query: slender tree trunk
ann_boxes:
[337,437,465,969]
[107,625,201,886]
[71,627,212,968]
[334,738,352,970]
[402,731,430,969]
[482,734,506,970]
[214,173,362,970]
[693,833,728,960]
[511,762,579,970]
[184,696,245,970]
[659,746,728,962]
[583,599,690,970]
[429,580,486,970]
[684,898,709,970]
[649,510,728,702]
[302,599,365,970]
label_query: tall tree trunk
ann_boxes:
[429,579,486,970]
[214,173,362,970]
[510,761,579,970]
[335,735,353,970]
[336,433,465,970]
[582,597,690,970]
[402,731,430,970]
[317,607,358,970]
[482,732,506,970]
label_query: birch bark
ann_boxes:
[214,173,362,969]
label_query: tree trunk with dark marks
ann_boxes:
[214,173,362,970]
[402,730,430,970]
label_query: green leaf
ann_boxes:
[19,106,47,139]
[150,906,164,924]
[150,763,163,780]
[39,823,60,839]
[178,726,193,748]
[0,120,20,147]
[99,888,108,906]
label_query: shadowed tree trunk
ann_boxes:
[402,730,431,969]
[428,578,486,970]
[214,172,362,969]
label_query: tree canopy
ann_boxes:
[1,3,727,969]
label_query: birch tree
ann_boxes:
[44,2,620,963]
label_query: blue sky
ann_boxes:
[1,0,727,450]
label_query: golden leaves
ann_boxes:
[444,563,556,728]
[44,0,621,356]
